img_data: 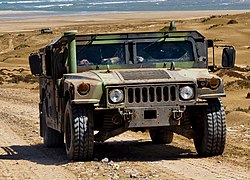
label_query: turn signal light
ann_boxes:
[197,77,220,90]
[77,82,90,95]
[209,77,220,89]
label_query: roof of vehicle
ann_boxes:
[47,31,205,48]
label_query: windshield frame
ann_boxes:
[75,36,198,68]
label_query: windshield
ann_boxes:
[76,40,194,66]
[136,41,194,63]
[76,44,125,66]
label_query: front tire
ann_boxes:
[64,102,94,161]
[149,129,174,144]
[193,99,226,157]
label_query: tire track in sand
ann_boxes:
[108,132,250,180]
[0,39,14,55]
[0,118,76,180]
[0,91,77,180]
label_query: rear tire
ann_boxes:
[149,129,173,144]
[42,102,64,147]
[193,98,226,157]
[64,102,94,161]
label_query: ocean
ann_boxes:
[0,0,250,18]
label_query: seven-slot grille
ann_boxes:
[124,84,193,107]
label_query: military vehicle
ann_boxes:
[29,22,235,161]
[41,28,53,34]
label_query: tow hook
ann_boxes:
[172,106,186,120]
[119,109,133,122]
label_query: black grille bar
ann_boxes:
[126,85,177,105]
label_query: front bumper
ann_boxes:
[126,106,185,128]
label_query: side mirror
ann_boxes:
[222,47,235,68]
[29,53,42,75]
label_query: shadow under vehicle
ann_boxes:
[29,23,235,161]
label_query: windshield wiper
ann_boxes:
[76,35,97,54]
[143,39,160,50]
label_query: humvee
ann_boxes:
[29,22,235,161]
[41,28,53,34]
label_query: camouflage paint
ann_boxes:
[66,67,225,99]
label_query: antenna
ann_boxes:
[106,64,110,73]
[170,62,175,70]
[169,20,176,31]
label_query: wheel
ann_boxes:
[64,102,94,161]
[193,98,226,157]
[149,129,174,144]
[42,101,64,147]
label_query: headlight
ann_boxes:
[180,86,194,100]
[109,89,124,103]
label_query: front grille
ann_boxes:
[124,84,193,107]
[127,86,177,103]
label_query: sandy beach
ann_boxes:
[0,10,250,32]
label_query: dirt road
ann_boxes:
[0,85,249,179]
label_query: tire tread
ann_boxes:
[194,98,226,157]
[67,104,94,161]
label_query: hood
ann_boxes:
[64,68,217,86]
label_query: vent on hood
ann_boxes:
[119,70,170,80]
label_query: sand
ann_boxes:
[0,10,250,32]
